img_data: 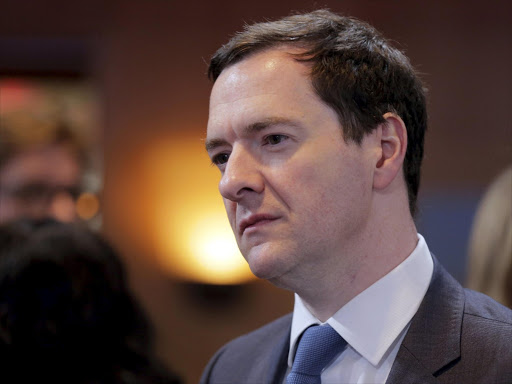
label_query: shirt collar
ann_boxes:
[288,234,433,367]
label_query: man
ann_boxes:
[201,9,512,384]
[0,113,86,223]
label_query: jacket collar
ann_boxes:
[386,255,464,383]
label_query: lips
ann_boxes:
[238,214,278,235]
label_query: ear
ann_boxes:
[373,112,407,190]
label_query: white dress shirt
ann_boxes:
[285,234,434,384]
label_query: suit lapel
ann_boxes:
[387,346,442,384]
[387,256,464,383]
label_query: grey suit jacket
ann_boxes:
[200,259,512,383]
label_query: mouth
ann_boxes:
[239,214,279,235]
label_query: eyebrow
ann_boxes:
[205,117,296,152]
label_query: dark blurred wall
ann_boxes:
[1,1,511,382]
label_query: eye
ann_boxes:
[211,152,230,166]
[264,134,288,145]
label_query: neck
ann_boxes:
[290,193,418,322]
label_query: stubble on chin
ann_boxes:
[243,242,301,291]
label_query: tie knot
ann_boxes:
[291,324,347,378]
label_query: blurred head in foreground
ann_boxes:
[0,219,180,383]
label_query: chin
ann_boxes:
[245,243,292,281]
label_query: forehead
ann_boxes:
[207,48,329,135]
[211,48,314,104]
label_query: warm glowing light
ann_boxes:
[195,236,240,273]
[188,214,250,282]
[75,192,100,220]
[144,136,255,285]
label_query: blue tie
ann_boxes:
[286,324,347,384]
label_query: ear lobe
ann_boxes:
[373,113,407,190]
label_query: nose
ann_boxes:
[218,146,264,202]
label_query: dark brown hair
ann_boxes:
[208,9,427,216]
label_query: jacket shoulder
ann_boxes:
[463,288,512,324]
[444,288,512,383]
[200,313,292,384]
[460,288,512,360]
[389,260,512,384]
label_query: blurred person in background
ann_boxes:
[0,113,87,223]
[467,165,512,308]
[0,78,102,224]
[0,219,181,383]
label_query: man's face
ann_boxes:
[206,48,377,286]
[0,144,82,223]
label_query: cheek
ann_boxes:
[223,199,237,228]
[274,163,332,226]
[288,153,368,222]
